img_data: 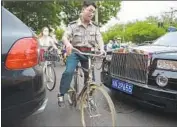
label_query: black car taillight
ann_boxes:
[5,37,39,70]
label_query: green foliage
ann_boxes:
[125,21,166,43]
[102,21,166,44]
[58,1,121,25]
[102,24,123,43]
[173,23,177,28]
[4,1,121,32]
[145,16,159,24]
[55,28,64,40]
[97,1,121,26]
[5,1,61,31]
[57,1,82,25]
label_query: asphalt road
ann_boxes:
[16,63,177,127]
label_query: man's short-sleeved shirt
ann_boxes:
[62,19,103,49]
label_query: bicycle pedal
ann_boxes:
[68,88,75,92]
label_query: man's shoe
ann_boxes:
[57,94,65,107]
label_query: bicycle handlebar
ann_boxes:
[72,47,107,57]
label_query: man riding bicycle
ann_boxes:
[58,1,105,107]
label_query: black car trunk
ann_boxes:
[2,7,34,62]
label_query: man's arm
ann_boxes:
[62,25,73,55]
[95,27,104,51]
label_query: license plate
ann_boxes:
[112,79,133,94]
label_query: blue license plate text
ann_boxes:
[112,79,133,94]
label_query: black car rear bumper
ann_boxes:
[2,65,47,124]
[101,72,177,113]
[2,90,47,123]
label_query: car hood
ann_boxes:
[112,45,177,60]
[133,45,177,54]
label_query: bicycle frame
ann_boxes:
[42,61,53,80]
[67,48,116,127]
[71,48,106,104]
[43,61,50,72]
[75,56,94,102]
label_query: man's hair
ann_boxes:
[82,1,97,9]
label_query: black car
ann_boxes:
[101,32,177,112]
[2,7,47,125]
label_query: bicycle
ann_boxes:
[67,48,116,127]
[40,47,60,91]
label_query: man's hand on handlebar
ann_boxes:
[100,49,106,56]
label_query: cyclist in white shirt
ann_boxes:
[38,27,58,50]
[38,27,59,63]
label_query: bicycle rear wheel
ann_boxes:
[80,84,116,127]
[45,64,56,91]
[68,67,84,107]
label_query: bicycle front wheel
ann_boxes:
[80,84,116,127]
[45,64,56,91]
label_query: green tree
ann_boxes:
[102,21,166,44]
[4,1,121,31]
[57,1,82,25]
[125,21,166,43]
[57,1,121,25]
[102,23,124,43]
[4,1,61,31]
[97,1,121,26]
[146,16,159,24]
[55,28,64,40]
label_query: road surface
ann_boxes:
[16,64,177,127]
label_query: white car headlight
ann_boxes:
[157,60,177,71]
[156,74,168,87]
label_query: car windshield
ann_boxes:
[153,32,177,47]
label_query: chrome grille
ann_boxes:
[110,53,148,84]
